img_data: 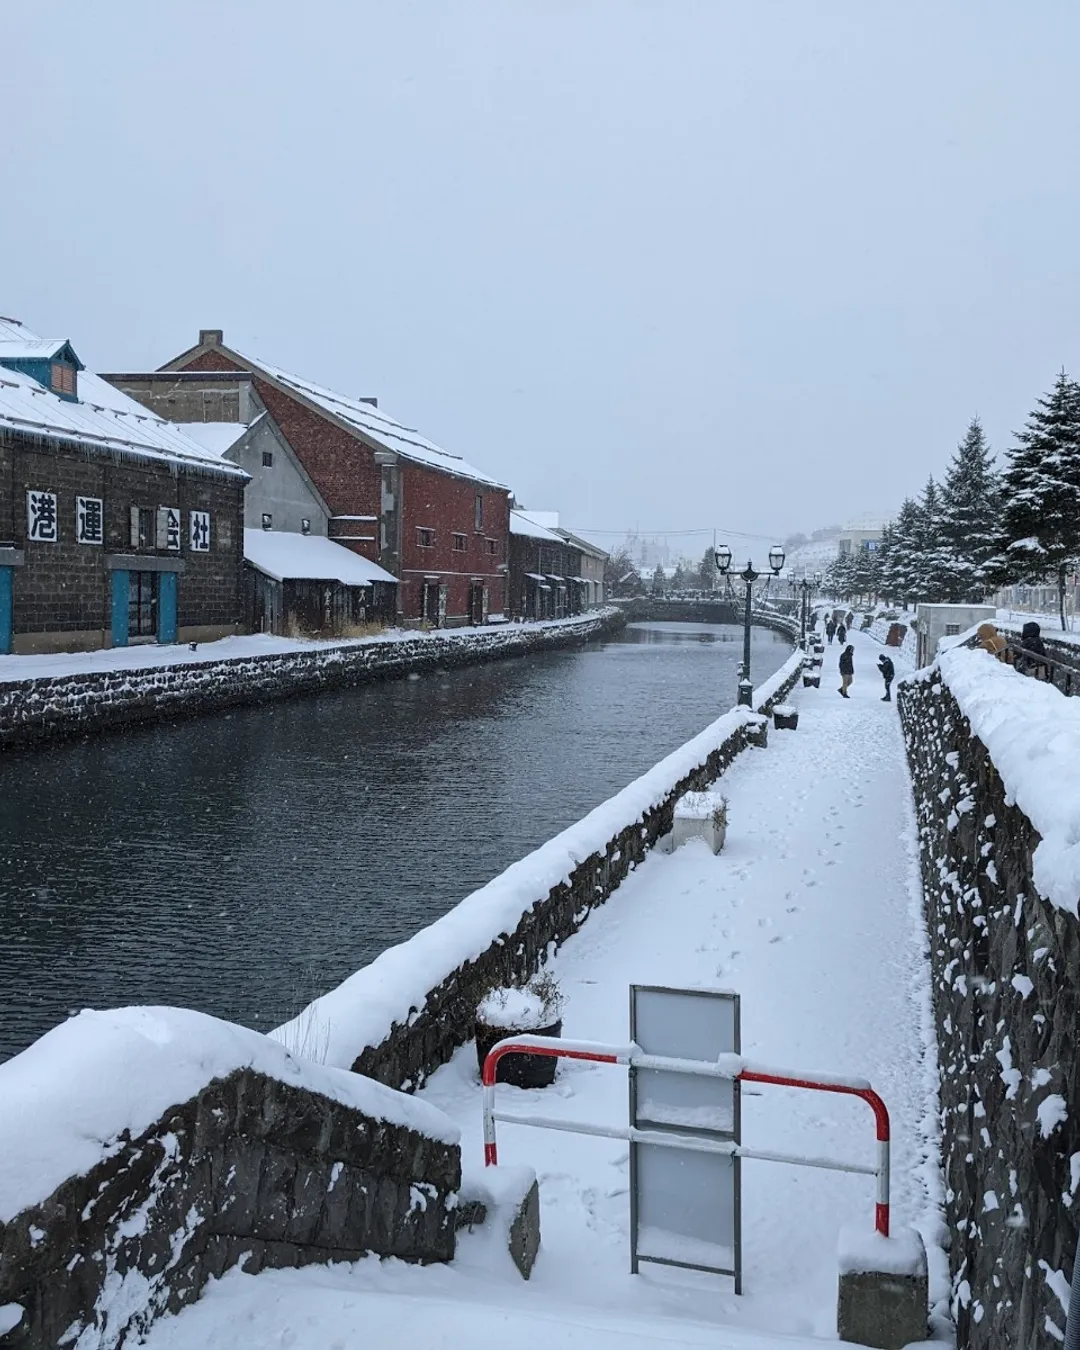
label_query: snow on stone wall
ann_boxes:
[0,611,623,750]
[898,659,1080,1349]
[0,1008,460,1350]
[274,650,806,1092]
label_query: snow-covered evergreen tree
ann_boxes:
[992,370,1080,628]
[910,477,951,602]
[651,564,667,595]
[874,522,897,604]
[880,498,922,609]
[823,552,857,600]
[670,563,687,591]
[939,417,1000,601]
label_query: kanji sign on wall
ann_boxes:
[189,511,211,552]
[157,506,181,551]
[76,497,104,545]
[27,491,58,542]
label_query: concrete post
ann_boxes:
[837,1224,928,1349]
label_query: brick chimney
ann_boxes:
[199,329,224,348]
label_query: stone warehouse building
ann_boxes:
[508,509,585,620]
[0,319,247,655]
[106,330,512,627]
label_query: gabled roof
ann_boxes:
[180,421,254,459]
[244,529,397,585]
[164,334,507,490]
[0,319,247,479]
[0,335,83,367]
[510,509,564,543]
[557,528,609,561]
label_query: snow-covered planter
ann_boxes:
[475,973,565,1088]
[802,672,821,688]
[671,790,728,854]
[773,704,799,730]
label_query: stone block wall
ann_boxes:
[0,1067,458,1349]
[0,611,624,750]
[348,655,805,1091]
[899,674,1079,1347]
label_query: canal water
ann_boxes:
[0,621,791,1061]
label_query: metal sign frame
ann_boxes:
[629,985,742,1289]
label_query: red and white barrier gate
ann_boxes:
[482,1035,891,1238]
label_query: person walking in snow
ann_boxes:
[877,652,895,702]
[836,620,847,645]
[826,618,837,644]
[838,645,854,697]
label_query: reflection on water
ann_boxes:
[0,622,790,1060]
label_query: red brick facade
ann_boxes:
[172,346,509,625]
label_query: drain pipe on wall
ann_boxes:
[1066,1238,1080,1350]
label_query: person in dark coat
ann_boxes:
[1019,621,1049,679]
[826,618,837,644]
[836,621,847,644]
[838,645,855,697]
[877,652,895,702]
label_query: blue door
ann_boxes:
[110,570,130,648]
[0,567,12,655]
[158,571,178,644]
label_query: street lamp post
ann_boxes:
[798,570,824,646]
[715,543,786,706]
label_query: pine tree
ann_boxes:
[993,370,1080,629]
[909,477,951,602]
[670,563,687,592]
[652,564,667,595]
[824,552,857,601]
[939,417,1000,602]
[875,522,897,604]
[697,548,717,590]
[881,498,922,609]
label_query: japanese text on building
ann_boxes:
[27,491,58,542]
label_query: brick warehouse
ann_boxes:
[0,319,247,655]
[106,330,511,627]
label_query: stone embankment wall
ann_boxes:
[899,669,1079,1348]
[0,611,623,750]
[1,1064,458,1349]
[278,651,806,1093]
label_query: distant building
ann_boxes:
[556,528,607,607]
[509,510,583,620]
[0,318,247,655]
[837,519,886,556]
[105,330,511,628]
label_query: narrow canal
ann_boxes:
[0,621,791,1060]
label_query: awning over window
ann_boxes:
[525,572,546,582]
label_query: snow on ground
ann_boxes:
[0,613,605,685]
[143,631,942,1349]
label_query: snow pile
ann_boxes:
[477,987,550,1030]
[935,642,1080,912]
[274,703,767,1071]
[837,1223,927,1276]
[0,1006,458,1224]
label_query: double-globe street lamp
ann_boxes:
[798,571,824,648]
[715,543,786,706]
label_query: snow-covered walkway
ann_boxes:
[144,631,941,1350]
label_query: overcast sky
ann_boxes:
[3,2,1079,552]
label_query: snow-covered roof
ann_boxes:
[0,336,74,361]
[520,509,559,529]
[0,319,247,479]
[244,528,397,586]
[511,509,564,543]
[181,422,252,458]
[225,347,507,489]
